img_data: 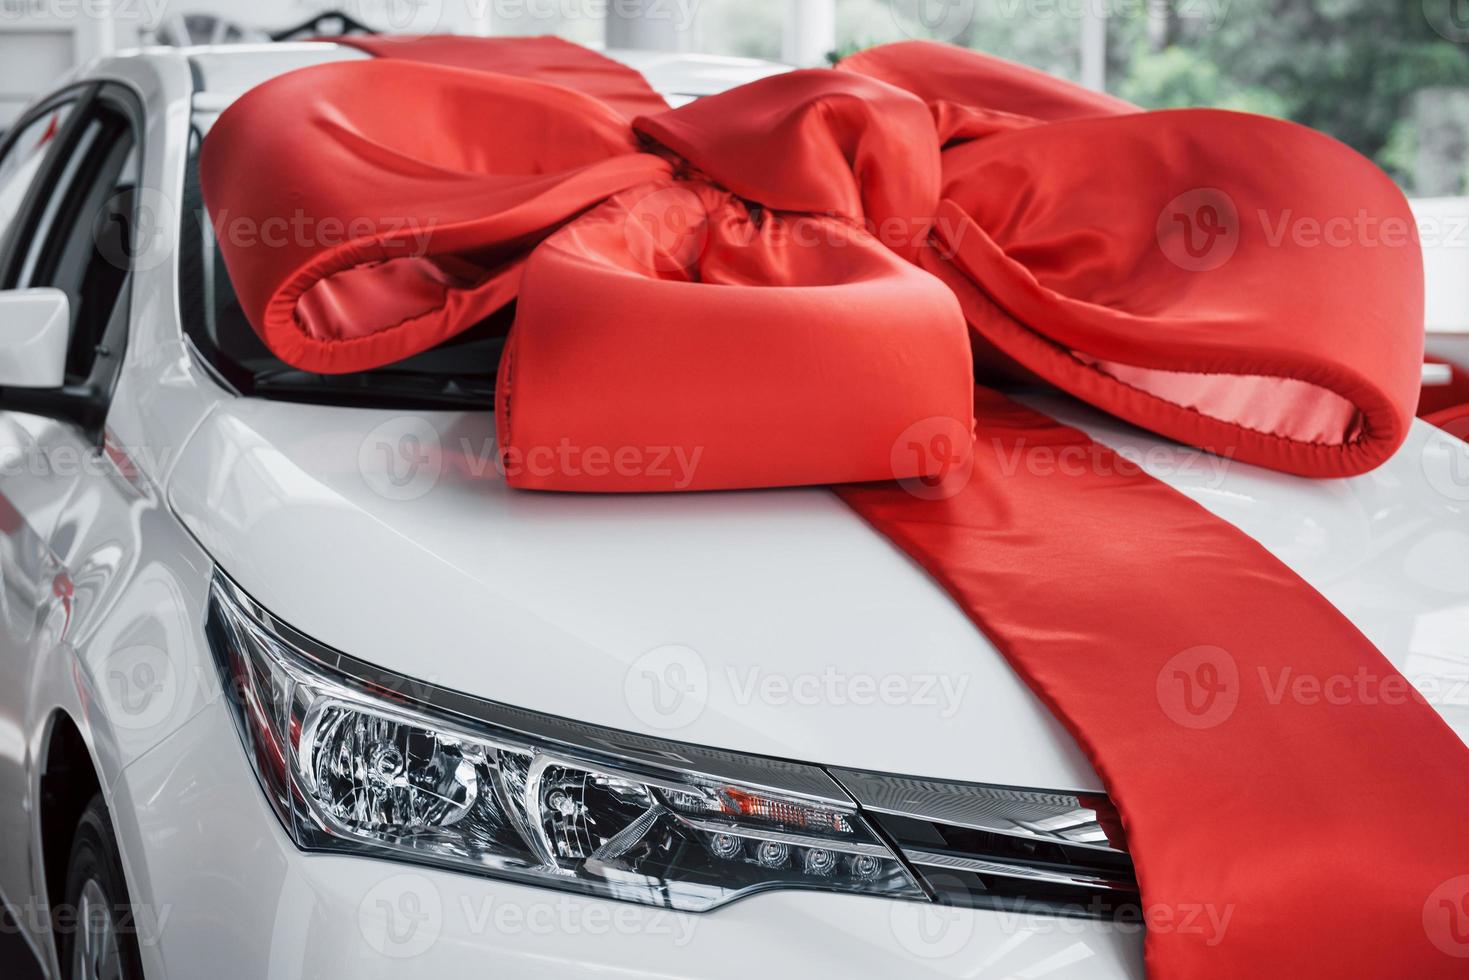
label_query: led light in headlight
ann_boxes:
[299,702,483,830]
[207,576,924,912]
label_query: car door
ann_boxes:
[0,82,141,914]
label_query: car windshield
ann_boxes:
[180,135,508,410]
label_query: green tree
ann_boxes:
[1110,0,1469,190]
[833,0,1469,191]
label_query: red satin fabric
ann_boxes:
[201,40,1422,482]
[200,58,669,372]
[1427,401,1469,441]
[199,40,1467,977]
[500,183,971,491]
[921,108,1422,477]
[332,34,670,119]
[1421,357,1469,424]
[837,39,1135,139]
[840,392,1469,978]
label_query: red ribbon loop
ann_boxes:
[201,38,1424,487]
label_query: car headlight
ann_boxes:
[206,574,926,912]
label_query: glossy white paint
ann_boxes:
[0,41,219,980]
[114,693,1147,980]
[0,289,70,388]
[167,399,1097,791]
[0,40,1461,980]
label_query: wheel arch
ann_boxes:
[36,710,104,963]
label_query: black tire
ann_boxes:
[59,794,146,980]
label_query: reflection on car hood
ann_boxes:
[167,393,1469,792]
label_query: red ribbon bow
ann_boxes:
[201,37,1468,979]
[202,36,1423,490]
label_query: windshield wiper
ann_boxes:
[250,369,494,410]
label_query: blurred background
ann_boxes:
[5,0,1468,195]
[0,7,1464,978]
[1,0,1466,397]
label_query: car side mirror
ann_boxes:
[0,288,69,388]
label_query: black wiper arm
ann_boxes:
[250,369,494,410]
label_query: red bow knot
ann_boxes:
[202,38,1423,491]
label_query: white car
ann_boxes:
[0,41,1465,980]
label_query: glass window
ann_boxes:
[0,102,73,242]
[179,127,504,410]
[13,105,138,383]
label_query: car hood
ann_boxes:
[167,392,1469,792]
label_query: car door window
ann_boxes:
[9,104,138,383]
[0,102,74,242]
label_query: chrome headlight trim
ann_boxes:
[207,570,1137,917]
[206,572,923,912]
[211,573,849,804]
